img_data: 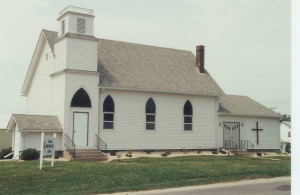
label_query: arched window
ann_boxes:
[71,88,91,108]
[184,100,193,130]
[145,98,156,130]
[103,95,114,129]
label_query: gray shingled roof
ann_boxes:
[42,29,58,54]
[218,95,281,118]
[9,114,62,131]
[43,30,224,95]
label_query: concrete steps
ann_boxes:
[66,149,108,161]
[229,150,252,156]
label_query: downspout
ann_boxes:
[215,97,218,149]
[98,88,101,136]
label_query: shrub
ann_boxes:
[212,151,218,154]
[126,149,133,157]
[161,150,171,157]
[117,154,122,158]
[197,148,202,154]
[21,148,39,160]
[275,150,282,155]
[182,148,188,154]
[256,152,262,156]
[127,149,132,155]
[110,151,116,156]
[0,147,12,159]
[145,150,154,154]
[285,143,291,154]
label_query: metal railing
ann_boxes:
[59,6,94,17]
[225,140,254,151]
[224,140,239,151]
[240,140,254,151]
[65,133,76,159]
[95,134,107,151]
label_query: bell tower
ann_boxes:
[57,6,95,37]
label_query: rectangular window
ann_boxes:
[288,132,291,137]
[61,20,65,35]
[184,115,192,130]
[146,114,155,130]
[77,18,85,33]
[103,112,114,129]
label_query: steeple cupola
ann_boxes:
[57,6,95,37]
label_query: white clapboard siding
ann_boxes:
[66,38,97,71]
[13,126,21,158]
[218,116,280,149]
[64,72,99,146]
[54,38,67,72]
[27,43,53,114]
[99,90,218,150]
[51,73,66,128]
[23,132,62,151]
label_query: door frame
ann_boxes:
[222,121,241,148]
[72,112,89,146]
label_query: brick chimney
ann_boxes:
[196,45,205,73]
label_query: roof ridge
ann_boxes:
[97,37,194,54]
[13,114,58,117]
[40,29,193,54]
[220,94,248,97]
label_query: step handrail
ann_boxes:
[95,134,107,151]
[64,133,76,159]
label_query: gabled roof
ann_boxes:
[40,30,224,96]
[7,114,62,132]
[97,38,224,95]
[218,95,282,118]
[21,30,58,95]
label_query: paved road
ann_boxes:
[108,177,290,195]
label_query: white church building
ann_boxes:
[6,6,281,160]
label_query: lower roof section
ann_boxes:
[218,95,282,118]
[7,114,62,132]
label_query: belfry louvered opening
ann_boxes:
[77,18,86,33]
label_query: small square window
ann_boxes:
[103,122,113,129]
[104,113,114,121]
[146,123,155,130]
[184,124,192,131]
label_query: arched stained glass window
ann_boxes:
[183,100,193,130]
[71,88,91,108]
[145,98,156,130]
[103,95,114,129]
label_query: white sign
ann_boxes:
[40,132,56,170]
[44,138,55,156]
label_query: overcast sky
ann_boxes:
[0,0,291,127]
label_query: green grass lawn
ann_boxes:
[0,156,290,194]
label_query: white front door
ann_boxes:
[73,112,88,147]
[223,122,240,149]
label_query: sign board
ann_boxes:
[40,133,57,170]
[43,138,55,156]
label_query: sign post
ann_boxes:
[39,132,45,170]
[51,133,56,167]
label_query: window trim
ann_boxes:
[102,95,115,130]
[183,100,193,131]
[145,98,156,130]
